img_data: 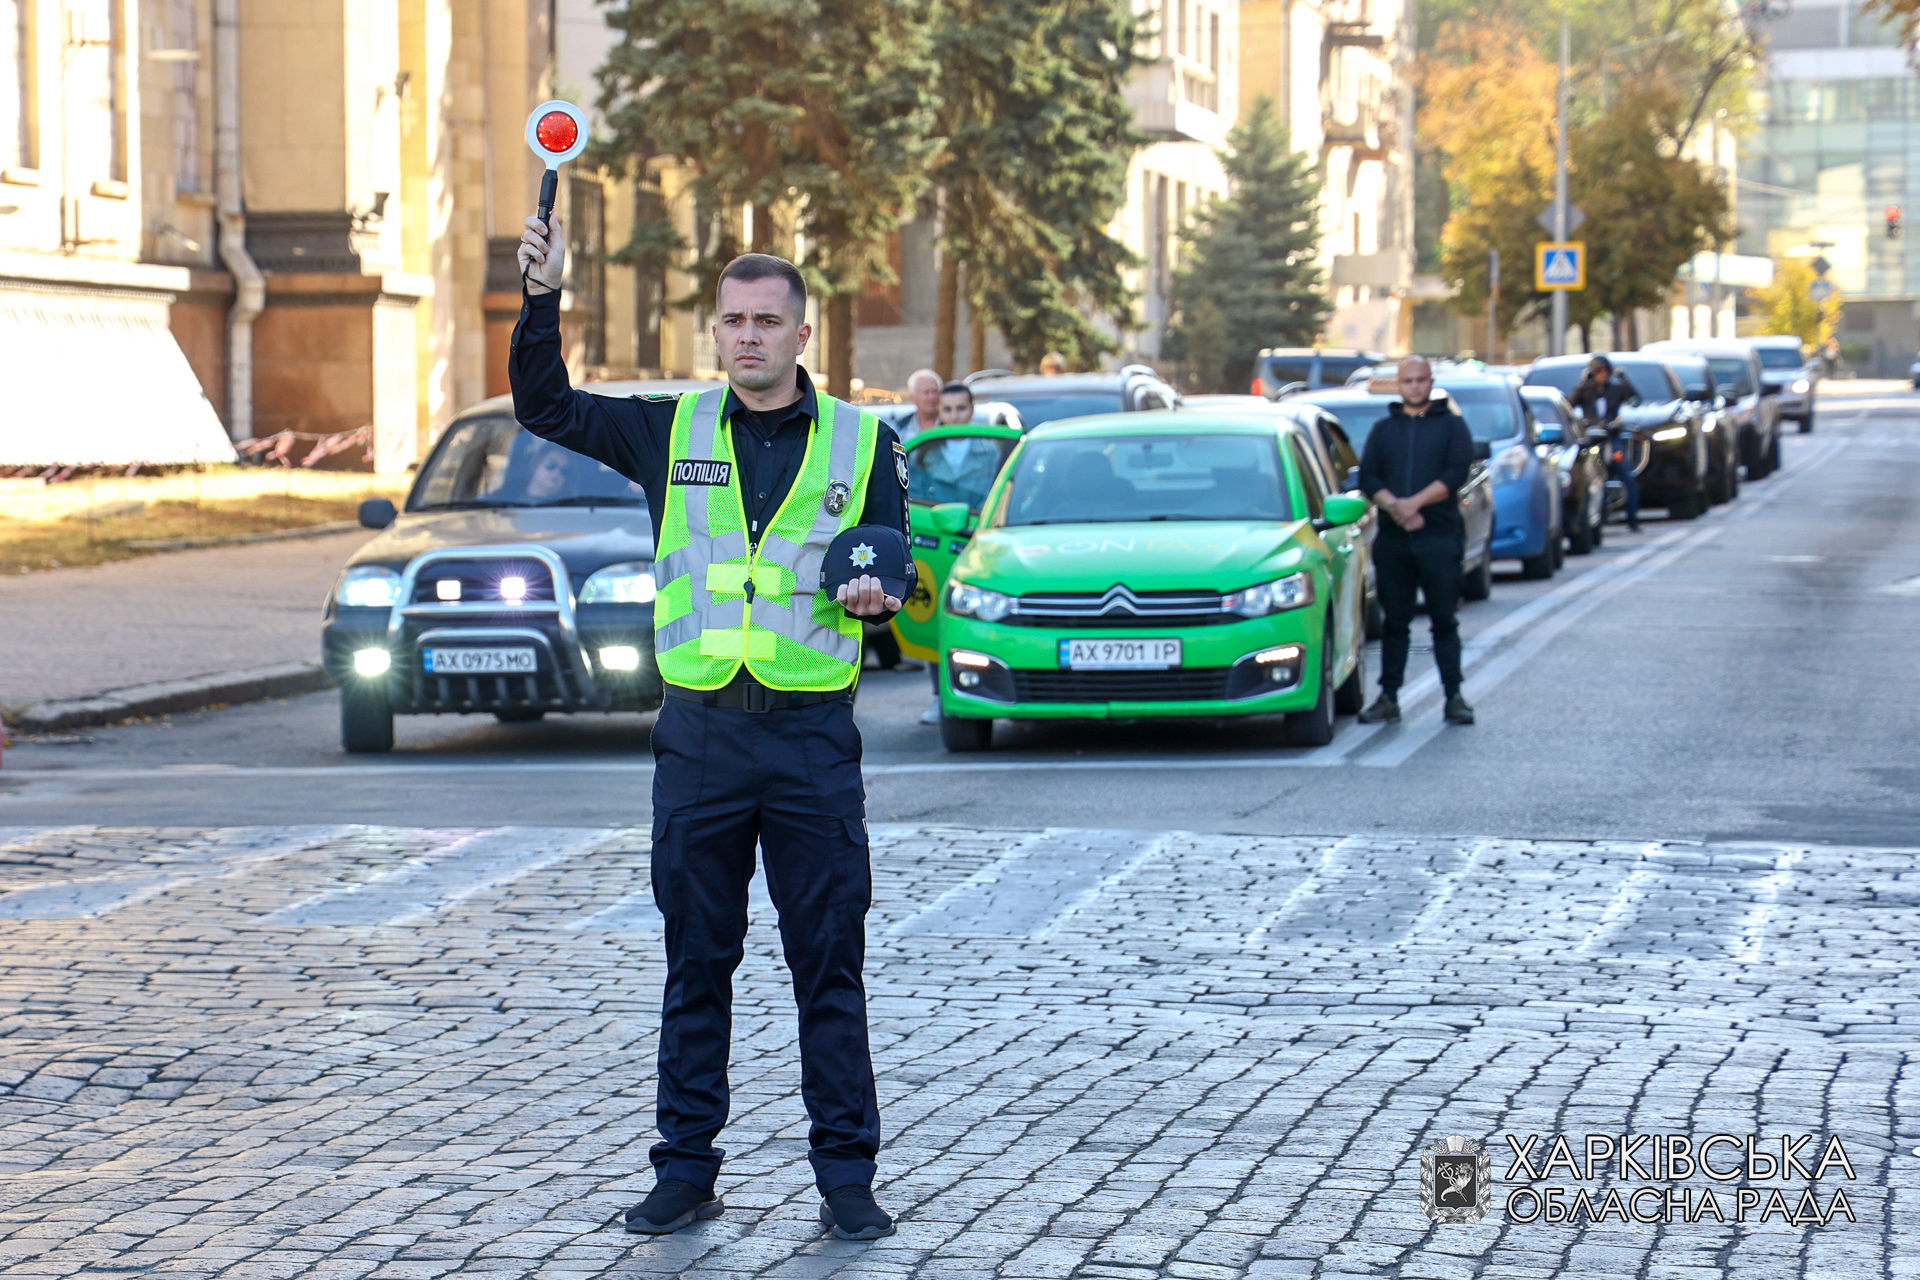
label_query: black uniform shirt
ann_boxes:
[1356,398,1475,540]
[507,288,907,552]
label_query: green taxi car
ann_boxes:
[932,411,1370,751]
[893,421,1025,662]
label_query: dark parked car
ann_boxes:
[963,367,1180,428]
[1289,384,1499,601]
[1525,355,1714,520]
[321,379,719,753]
[1641,340,1780,479]
[1518,384,1608,554]
[1252,347,1386,399]
[1656,353,1740,505]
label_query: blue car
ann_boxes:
[1433,371,1562,580]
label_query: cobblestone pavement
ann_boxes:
[0,825,1914,1278]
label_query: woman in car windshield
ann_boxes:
[993,434,1291,526]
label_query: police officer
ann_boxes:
[512,212,907,1241]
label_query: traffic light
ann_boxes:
[1886,205,1903,240]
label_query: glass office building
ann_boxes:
[1739,0,1918,373]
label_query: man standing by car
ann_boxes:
[512,211,907,1241]
[1568,355,1641,532]
[1355,356,1477,727]
[898,368,942,444]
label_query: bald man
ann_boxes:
[1355,357,1478,727]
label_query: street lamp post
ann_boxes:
[1552,15,1570,357]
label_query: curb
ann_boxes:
[10,662,335,735]
[126,521,365,554]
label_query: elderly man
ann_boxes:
[899,368,942,444]
[1355,356,1478,727]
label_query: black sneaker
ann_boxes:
[819,1185,896,1240]
[1356,694,1401,724]
[623,1179,723,1234]
[1444,694,1476,725]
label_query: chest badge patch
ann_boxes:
[850,542,877,569]
[824,481,851,516]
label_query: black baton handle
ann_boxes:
[538,169,559,222]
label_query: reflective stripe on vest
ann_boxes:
[654,387,877,691]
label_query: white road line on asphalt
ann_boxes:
[884,830,1048,936]
[1729,848,1806,964]
[1397,838,1494,946]
[264,827,608,927]
[1243,836,1353,947]
[1032,832,1170,942]
[1355,435,1853,769]
[0,828,355,921]
[1577,845,1667,956]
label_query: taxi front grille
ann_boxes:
[1007,586,1231,629]
[1010,667,1234,703]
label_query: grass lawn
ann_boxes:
[1,470,408,574]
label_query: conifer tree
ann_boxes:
[1163,98,1330,393]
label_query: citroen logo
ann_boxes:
[1095,585,1144,615]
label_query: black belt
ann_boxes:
[664,678,851,713]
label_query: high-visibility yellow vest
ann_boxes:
[653,386,879,691]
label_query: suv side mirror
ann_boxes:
[930,502,972,536]
[359,498,397,529]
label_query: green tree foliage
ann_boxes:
[596,0,937,393]
[931,0,1143,373]
[1567,91,1733,347]
[1748,259,1842,350]
[1161,98,1330,393]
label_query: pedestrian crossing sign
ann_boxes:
[1535,242,1585,291]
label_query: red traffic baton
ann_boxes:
[525,100,590,223]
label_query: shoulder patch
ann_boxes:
[893,441,909,489]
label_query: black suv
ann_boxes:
[1524,355,1714,519]
[1252,348,1386,399]
[963,366,1180,428]
[321,378,719,753]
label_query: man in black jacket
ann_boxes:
[1354,356,1477,726]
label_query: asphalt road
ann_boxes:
[5,390,1917,845]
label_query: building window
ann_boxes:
[1177,0,1187,57]
[2,0,31,168]
[169,0,200,192]
[569,175,607,367]
[1209,11,1219,73]
[108,0,126,181]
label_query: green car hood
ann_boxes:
[952,520,1314,593]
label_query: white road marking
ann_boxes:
[0,827,354,921]
[1033,833,1170,942]
[1577,846,1667,955]
[1243,837,1353,947]
[264,827,609,927]
[1730,848,1806,964]
[1398,839,1494,946]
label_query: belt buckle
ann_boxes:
[740,681,775,714]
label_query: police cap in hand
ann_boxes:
[821,525,916,602]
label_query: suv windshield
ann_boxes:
[984,392,1125,428]
[1755,346,1805,370]
[1704,358,1755,398]
[411,415,645,510]
[996,433,1291,526]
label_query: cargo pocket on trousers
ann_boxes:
[650,812,679,917]
[839,815,873,912]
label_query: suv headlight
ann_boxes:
[1652,426,1689,442]
[947,580,1015,622]
[1490,446,1529,484]
[336,565,401,609]
[1791,377,1810,394]
[1222,572,1314,617]
[578,561,657,604]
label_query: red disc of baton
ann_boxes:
[535,111,579,154]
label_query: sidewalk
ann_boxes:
[0,528,372,721]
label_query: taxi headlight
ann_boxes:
[1223,572,1314,617]
[578,562,657,604]
[1490,446,1529,485]
[1791,377,1810,394]
[337,565,401,609]
[1652,426,1689,442]
[946,581,1015,622]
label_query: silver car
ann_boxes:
[1746,335,1817,433]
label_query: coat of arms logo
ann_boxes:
[1421,1135,1491,1223]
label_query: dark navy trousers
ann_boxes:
[647,695,879,1195]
